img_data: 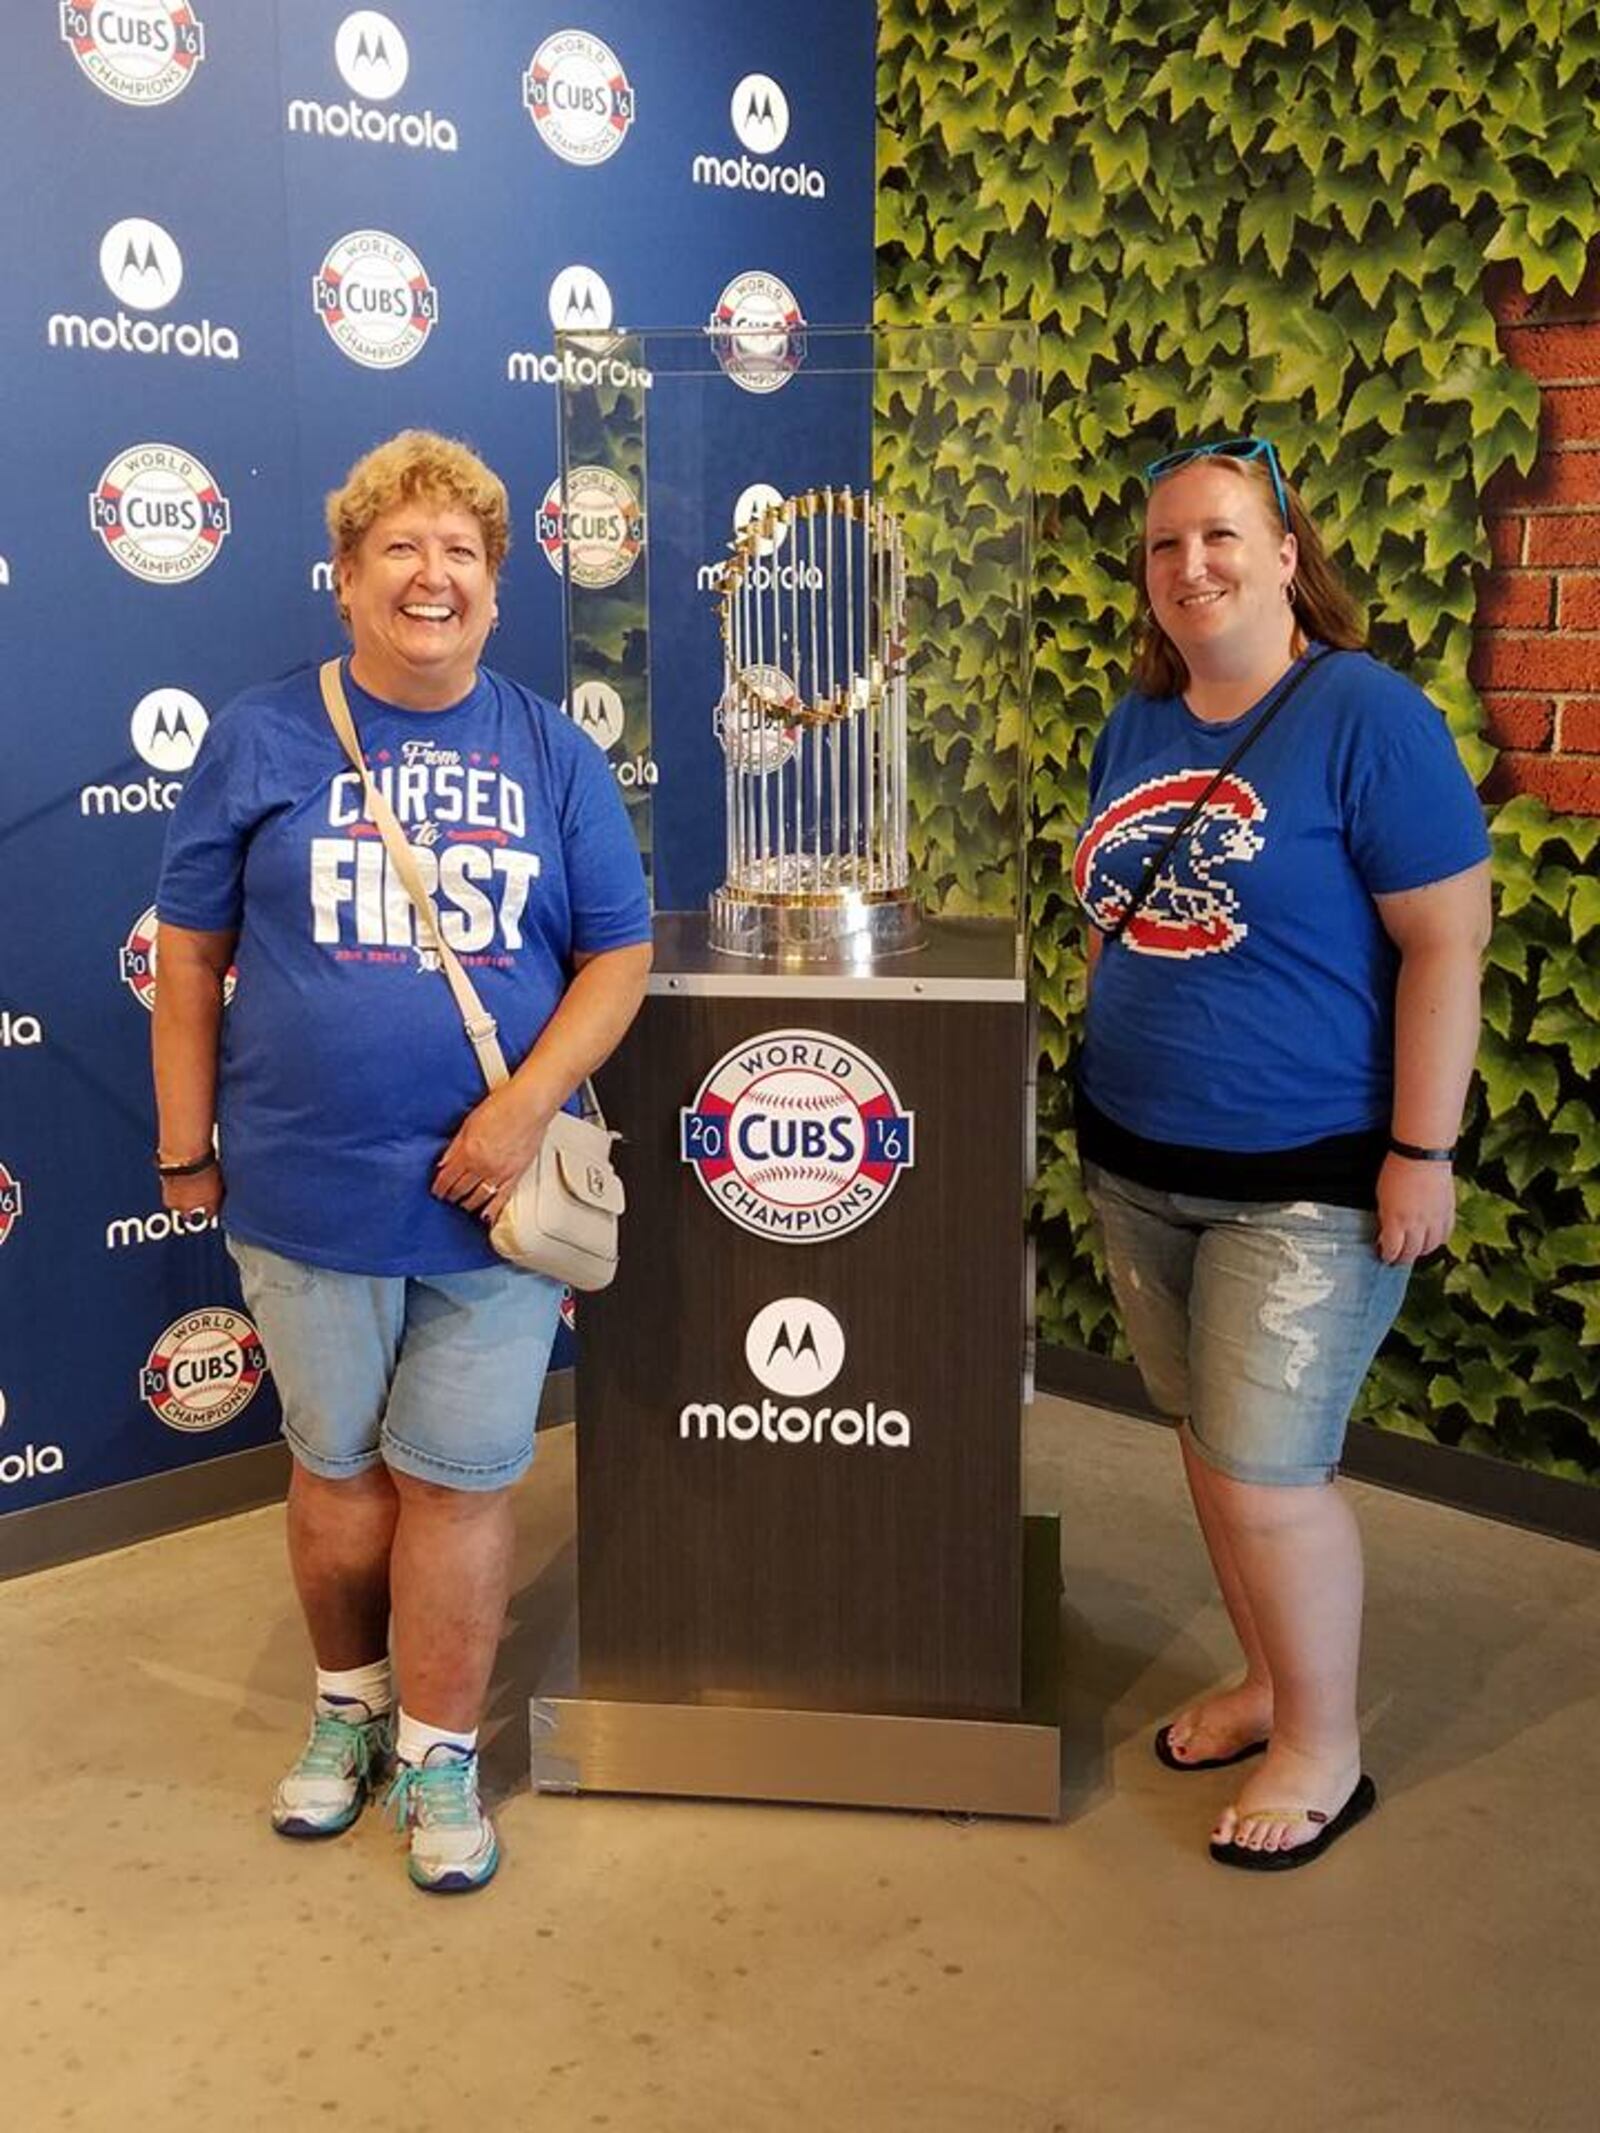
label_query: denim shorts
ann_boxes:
[227,1236,563,1492]
[1083,1164,1411,1487]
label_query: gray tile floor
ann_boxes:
[4,1398,1597,2132]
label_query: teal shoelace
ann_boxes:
[296,1710,382,1781]
[384,1756,478,1831]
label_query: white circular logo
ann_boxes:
[312,230,437,369]
[733,481,788,556]
[681,1029,916,1243]
[335,9,408,98]
[566,681,625,752]
[90,444,231,585]
[524,31,634,165]
[537,468,642,589]
[548,264,614,334]
[61,1,206,107]
[709,272,805,394]
[99,218,183,311]
[120,904,236,1012]
[141,1308,266,1432]
[745,1298,844,1396]
[716,667,800,773]
[131,687,208,770]
[731,73,789,153]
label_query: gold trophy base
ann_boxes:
[709,887,924,966]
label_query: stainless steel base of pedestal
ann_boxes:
[708,887,924,964]
[530,1520,1061,1821]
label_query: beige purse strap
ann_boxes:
[318,661,610,1135]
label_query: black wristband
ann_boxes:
[155,1149,219,1179]
[1388,1138,1455,1164]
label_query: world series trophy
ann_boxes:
[711,487,920,962]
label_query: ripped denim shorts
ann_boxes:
[1083,1163,1412,1487]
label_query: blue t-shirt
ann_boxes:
[158,659,652,1274]
[1073,649,1489,1151]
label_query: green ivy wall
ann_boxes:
[877,0,1600,1485]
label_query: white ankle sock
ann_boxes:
[315,1659,393,1722]
[395,1709,477,1767]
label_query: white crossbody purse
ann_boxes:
[318,659,625,1291]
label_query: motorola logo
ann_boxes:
[732,74,789,152]
[335,10,408,99]
[548,265,614,334]
[100,219,182,310]
[693,75,824,201]
[745,1297,845,1397]
[49,224,239,361]
[131,687,208,771]
[565,681,625,752]
[734,481,788,555]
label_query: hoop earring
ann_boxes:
[1285,579,1299,606]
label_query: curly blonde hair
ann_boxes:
[1130,454,1365,698]
[325,431,511,605]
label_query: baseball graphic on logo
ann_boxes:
[313,230,437,369]
[716,666,800,774]
[681,1029,914,1242]
[524,30,634,165]
[90,443,231,585]
[745,1298,845,1396]
[61,1,206,107]
[141,1308,266,1432]
[536,468,642,588]
[709,271,805,394]
[121,904,236,1012]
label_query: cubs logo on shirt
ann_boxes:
[1074,770,1267,958]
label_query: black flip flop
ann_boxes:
[1209,1772,1378,1871]
[1154,1724,1268,1773]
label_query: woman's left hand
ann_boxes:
[434,1084,552,1228]
[1376,1153,1456,1265]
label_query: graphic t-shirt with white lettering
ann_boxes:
[158,660,651,1274]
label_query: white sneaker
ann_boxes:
[385,1747,499,1893]
[272,1706,393,1839]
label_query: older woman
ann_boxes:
[153,431,651,1893]
[1073,437,1490,1868]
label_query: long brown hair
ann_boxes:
[1130,455,1366,698]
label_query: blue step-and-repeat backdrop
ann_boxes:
[0,1,874,1518]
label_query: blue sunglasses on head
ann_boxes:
[1143,436,1291,531]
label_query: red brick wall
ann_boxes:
[1475,250,1600,814]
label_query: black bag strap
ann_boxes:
[1102,645,1332,946]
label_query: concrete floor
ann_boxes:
[4,1396,1597,2133]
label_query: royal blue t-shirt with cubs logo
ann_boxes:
[1073,648,1489,1162]
[158,659,651,1275]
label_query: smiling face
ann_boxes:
[337,499,498,710]
[1143,459,1298,683]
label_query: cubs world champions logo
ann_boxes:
[524,30,634,165]
[681,1030,914,1242]
[61,1,205,106]
[90,444,231,584]
[141,1308,266,1432]
[120,905,237,1011]
[0,1160,23,1248]
[537,468,642,588]
[709,272,805,393]
[1073,769,1269,958]
[313,231,437,368]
